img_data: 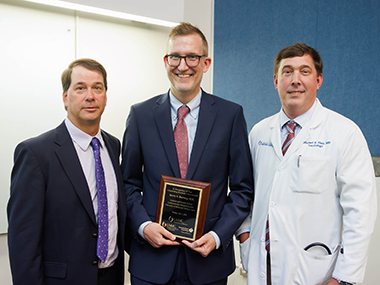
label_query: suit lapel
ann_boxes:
[287,99,326,156]
[101,131,118,177]
[102,131,126,206]
[269,114,283,160]
[187,92,217,180]
[54,122,97,225]
[153,92,181,177]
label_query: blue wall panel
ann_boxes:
[214,0,380,156]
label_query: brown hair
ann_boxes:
[61,58,107,91]
[168,22,209,56]
[274,43,323,76]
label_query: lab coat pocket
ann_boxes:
[291,156,330,194]
[239,238,250,272]
[295,244,340,285]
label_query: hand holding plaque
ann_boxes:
[155,175,210,241]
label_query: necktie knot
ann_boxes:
[286,121,297,134]
[177,105,190,121]
[91,137,100,151]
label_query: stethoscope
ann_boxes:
[304,242,332,255]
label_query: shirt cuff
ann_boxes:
[235,227,250,238]
[209,231,221,249]
[138,221,152,240]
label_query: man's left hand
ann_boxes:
[182,233,216,257]
[327,278,340,285]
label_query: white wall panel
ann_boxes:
[75,13,171,139]
[0,1,75,234]
[0,1,171,234]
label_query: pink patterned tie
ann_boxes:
[174,106,190,179]
[282,121,297,155]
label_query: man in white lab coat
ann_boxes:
[238,43,377,285]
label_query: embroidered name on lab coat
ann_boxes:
[304,141,331,148]
[258,141,273,147]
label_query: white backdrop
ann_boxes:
[0,1,172,233]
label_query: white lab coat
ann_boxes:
[240,99,377,285]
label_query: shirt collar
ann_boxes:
[280,99,318,129]
[64,118,104,151]
[169,89,202,120]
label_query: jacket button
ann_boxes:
[93,233,98,237]
[93,260,98,265]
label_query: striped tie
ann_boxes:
[265,215,270,252]
[282,121,297,155]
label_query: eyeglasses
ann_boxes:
[165,54,206,67]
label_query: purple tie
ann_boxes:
[174,106,190,179]
[91,137,108,263]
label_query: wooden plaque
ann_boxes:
[155,175,210,241]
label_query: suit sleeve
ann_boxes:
[121,106,151,238]
[212,106,254,250]
[236,126,257,237]
[7,142,46,285]
[333,126,377,282]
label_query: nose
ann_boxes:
[291,72,301,85]
[85,89,95,101]
[177,57,189,71]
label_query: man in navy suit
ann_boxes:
[7,59,126,285]
[121,22,254,285]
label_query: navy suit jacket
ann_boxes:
[7,122,126,285]
[121,90,254,284]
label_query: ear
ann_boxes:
[63,91,68,109]
[316,73,323,90]
[163,55,168,68]
[203,57,212,73]
[274,74,279,90]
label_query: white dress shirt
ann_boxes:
[279,99,317,144]
[169,90,201,162]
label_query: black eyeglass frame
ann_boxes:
[164,54,206,67]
